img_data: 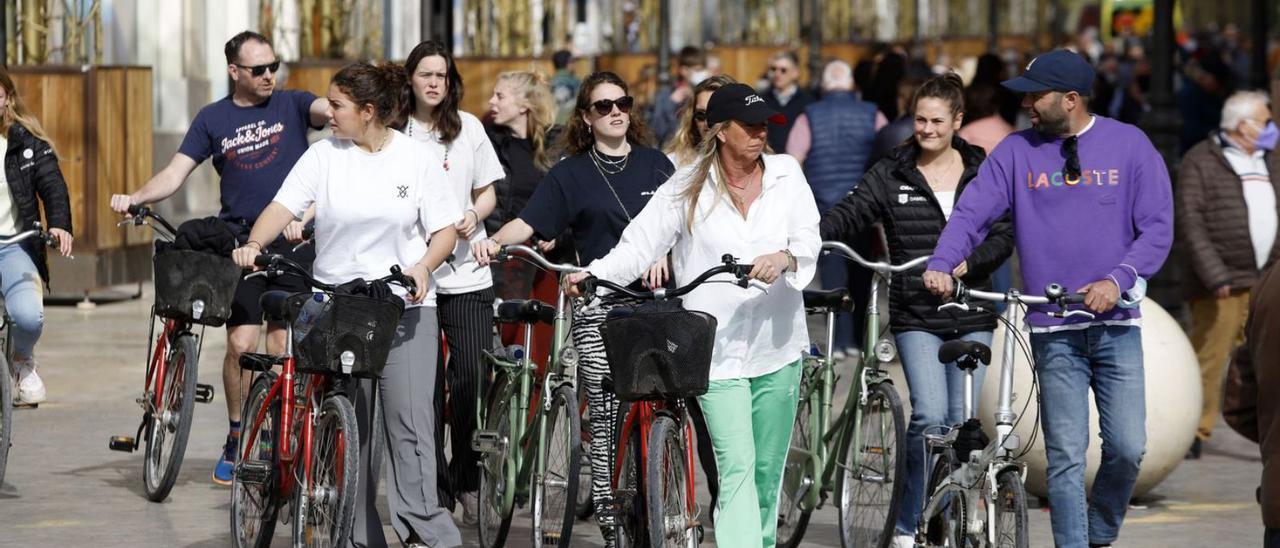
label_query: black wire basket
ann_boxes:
[152,250,241,326]
[291,292,406,378]
[600,304,718,401]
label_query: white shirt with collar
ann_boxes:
[1219,133,1277,270]
[587,153,821,381]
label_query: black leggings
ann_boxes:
[434,287,496,498]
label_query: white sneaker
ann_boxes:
[891,533,915,548]
[12,357,45,405]
[459,490,479,526]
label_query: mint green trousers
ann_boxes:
[698,360,801,548]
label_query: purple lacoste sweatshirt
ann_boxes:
[926,115,1174,328]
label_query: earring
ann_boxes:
[588,125,592,134]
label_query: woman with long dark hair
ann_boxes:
[232,61,461,548]
[400,39,507,522]
[474,71,673,546]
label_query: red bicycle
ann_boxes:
[229,253,413,548]
[580,256,756,548]
[109,206,226,502]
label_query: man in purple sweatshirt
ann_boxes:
[922,50,1174,548]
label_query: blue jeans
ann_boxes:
[893,329,991,534]
[1031,325,1145,548]
[0,244,42,359]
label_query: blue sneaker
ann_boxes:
[213,434,237,486]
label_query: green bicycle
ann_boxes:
[777,240,922,548]
[473,244,583,548]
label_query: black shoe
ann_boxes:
[1185,438,1202,460]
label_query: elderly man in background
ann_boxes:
[1178,89,1280,459]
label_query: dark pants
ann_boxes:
[817,235,873,351]
[1266,528,1280,548]
[434,287,497,498]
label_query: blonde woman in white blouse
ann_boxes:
[567,83,820,548]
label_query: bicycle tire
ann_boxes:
[614,402,647,548]
[231,372,281,548]
[142,334,198,502]
[532,384,582,547]
[992,468,1029,548]
[0,352,11,487]
[575,388,594,521]
[838,380,907,548]
[777,360,818,548]
[477,377,514,548]
[924,449,964,547]
[646,414,699,547]
[293,395,360,548]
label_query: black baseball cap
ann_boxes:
[1001,49,1096,97]
[706,83,787,126]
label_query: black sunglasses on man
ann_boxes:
[234,61,280,77]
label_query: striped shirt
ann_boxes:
[1221,134,1277,270]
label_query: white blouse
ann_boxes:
[588,153,821,381]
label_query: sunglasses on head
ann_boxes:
[235,61,281,77]
[591,96,634,116]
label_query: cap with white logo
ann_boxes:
[706,83,787,126]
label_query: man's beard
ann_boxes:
[1033,110,1071,137]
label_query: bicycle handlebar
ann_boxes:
[942,281,1095,320]
[577,253,756,301]
[494,244,584,274]
[0,227,50,248]
[249,253,417,295]
[821,241,929,274]
[121,204,179,241]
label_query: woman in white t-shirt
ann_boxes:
[399,39,507,521]
[232,62,462,548]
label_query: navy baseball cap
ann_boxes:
[1002,49,1095,96]
[706,83,787,126]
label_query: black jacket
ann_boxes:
[820,136,1013,335]
[4,123,72,284]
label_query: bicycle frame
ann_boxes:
[612,398,699,523]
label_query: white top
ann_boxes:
[0,135,18,235]
[274,132,463,307]
[1222,142,1277,270]
[405,111,506,294]
[588,153,821,381]
[934,190,956,221]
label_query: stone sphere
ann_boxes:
[968,299,1202,498]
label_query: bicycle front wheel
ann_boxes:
[143,334,199,502]
[924,450,964,547]
[477,377,514,548]
[532,384,582,547]
[992,468,1029,548]
[293,394,360,548]
[0,352,10,487]
[646,414,698,548]
[838,380,906,548]
[231,373,281,548]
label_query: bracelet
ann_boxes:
[779,249,796,271]
[466,208,479,223]
[245,240,264,251]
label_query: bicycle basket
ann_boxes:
[599,303,717,401]
[152,249,241,326]
[292,292,406,378]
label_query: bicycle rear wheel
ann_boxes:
[777,362,818,548]
[477,377,514,548]
[231,373,281,548]
[532,384,582,547]
[293,394,360,548]
[614,405,647,548]
[575,389,594,520]
[646,414,698,547]
[838,380,906,548]
[992,468,1028,548]
[925,449,964,547]
[0,353,10,487]
[143,334,198,502]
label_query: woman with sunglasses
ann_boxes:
[474,71,673,547]
[399,39,507,522]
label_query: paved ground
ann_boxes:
[0,288,1269,547]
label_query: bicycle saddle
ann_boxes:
[260,290,305,324]
[938,340,992,369]
[802,288,851,310]
[496,299,556,325]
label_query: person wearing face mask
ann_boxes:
[821,73,1013,548]
[399,39,508,520]
[231,61,462,548]
[762,51,817,154]
[1177,90,1280,459]
[921,50,1174,548]
[650,46,710,148]
[473,71,672,547]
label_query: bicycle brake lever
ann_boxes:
[244,270,269,280]
[291,240,312,253]
[1053,310,1096,320]
[938,302,972,313]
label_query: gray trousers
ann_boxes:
[350,306,461,548]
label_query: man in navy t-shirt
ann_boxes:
[110,30,329,485]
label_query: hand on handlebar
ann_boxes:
[645,256,669,289]
[747,252,790,285]
[232,245,264,270]
[48,228,73,257]
[923,269,955,301]
[283,221,308,243]
[1077,279,1120,314]
[471,238,500,266]
[564,271,591,298]
[404,263,430,304]
[109,194,136,217]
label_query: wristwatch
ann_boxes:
[780,248,797,272]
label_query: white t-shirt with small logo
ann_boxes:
[404,111,506,294]
[273,132,463,307]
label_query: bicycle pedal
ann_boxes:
[194,383,216,404]
[235,459,272,485]
[108,436,137,453]
[471,430,507,454]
